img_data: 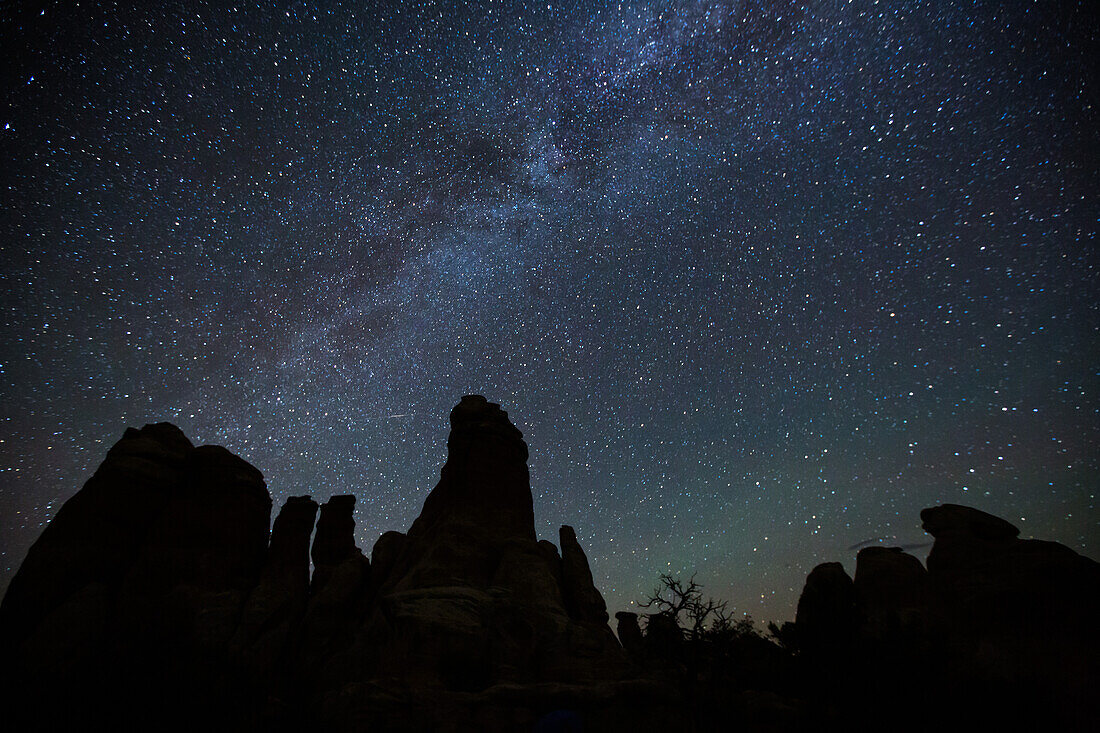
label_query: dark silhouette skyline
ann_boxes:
[1,0,1096,627]
[2,398,1096,731]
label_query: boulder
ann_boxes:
[921,503,1019,543]
[794,561,855,658]
[615,612,644,656]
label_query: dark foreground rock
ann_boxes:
[0,397,636,732]
[303,395,628,728]
[794,561,855,661]
[790,504,1100,732]
[920,504,1100,730]
[2,401,1097,732]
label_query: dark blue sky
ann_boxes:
[2,0,1097,621]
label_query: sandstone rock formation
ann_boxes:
[298,495,373,694]
[920,503,1100,635]
[560,525,609,624]
[791,504,1100,731]
[854,546,929,614]
[0,423,274,730]
[853,546,931,656]
[316,395,627,728]
[921,504,1100,729]
[5,406,1098,732]
[793,561,855,658]
[0,397,636,733]
[232,495,318,678]
[615,611,644,657]
[0,422,194,666]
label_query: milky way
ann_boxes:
[2,1,1097,622]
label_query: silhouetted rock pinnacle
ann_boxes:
[853,546,930,644]
[0,423,192,651]
[560,525,610,624]
[232,495,318,677]
[615,611,644,657]
[0,423,273,731]
[409,394,534,542]
[311,495,366,591]
[299,495,371,686]
[376,394,541,593]
[331,395,625,725]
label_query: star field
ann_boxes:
[1,0,1097,622]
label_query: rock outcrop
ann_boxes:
[0,422,194,666]
[0,423,274,730]
[615,612,644,657]
[921,504,1100,729]
[410,396,533,538]
[920,503,1100,635]
[853,546,931,656]
[560,525,609,624]
[299,495,372,692]
[0,397,634,732]
[854,546,929,614]
[115,444,271,660]
[379,396,537,593]
[5,407,1098,732]
[312,496,363,583]
[319,395,627,728]
[791,504,1100,731]
[793,561,855,658]
[370,530,408,587]
[232,495,318,678]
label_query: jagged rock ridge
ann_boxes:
[0,396,638,732]
[3,400,1098,732]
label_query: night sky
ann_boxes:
[2,0,1097,623]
